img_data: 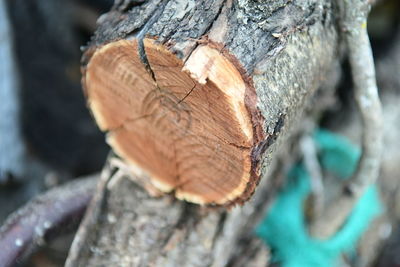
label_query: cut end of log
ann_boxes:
[84,38,263,205]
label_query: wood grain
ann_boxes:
[85,38,260,205]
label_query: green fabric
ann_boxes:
[314,129,361,179]
[256,129,381,267]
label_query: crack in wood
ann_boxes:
[137,0,170,82]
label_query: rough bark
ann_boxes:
[67,0,340,266]
[66,153,282,267]
[82,0,338,205]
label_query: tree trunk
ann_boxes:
[67,0,340,266]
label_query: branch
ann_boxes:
[310,0,383,239]
[0,176,97,267]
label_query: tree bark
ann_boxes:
[82,0,338,205]
[67,0,340,266]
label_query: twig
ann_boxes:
[310,0,383,239]
[0,175,97,267]
[300,134,324,221]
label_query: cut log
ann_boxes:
[83,0,338,205]
[67,0,341,266]
[86,38,260,205]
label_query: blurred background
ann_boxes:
[0,0,113,218]
[0,1,113,265]
[0,0,399,266]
